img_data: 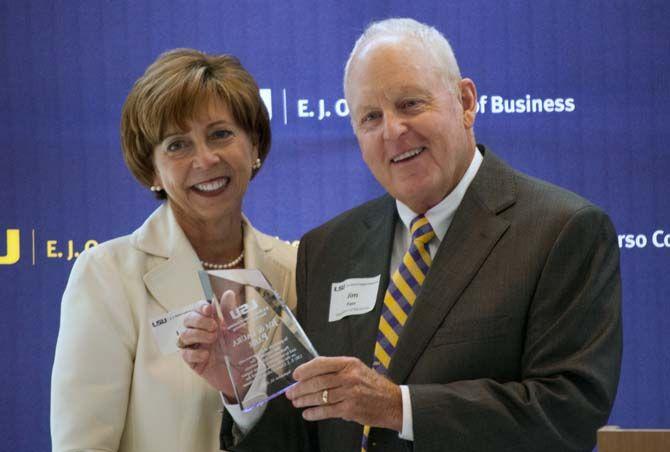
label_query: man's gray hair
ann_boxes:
[343,18,462,98]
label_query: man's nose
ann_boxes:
[192,143,220,169]
[382,112,407,141]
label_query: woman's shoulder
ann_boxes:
[69,233,150,280]
[73,205,169,272]
[248,226,298,266]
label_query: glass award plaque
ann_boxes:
[198,269,318,412]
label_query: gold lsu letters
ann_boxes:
[0,229,20,265]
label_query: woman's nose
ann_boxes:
[192,144,220,169]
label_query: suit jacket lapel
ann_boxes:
[133,204,204,313]
[243,218,293,303]
[388,147,517,383]
[345,196,397,364]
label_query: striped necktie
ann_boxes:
[361,214,435,452]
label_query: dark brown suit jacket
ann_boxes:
[221,146,622,452]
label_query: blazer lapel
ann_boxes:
[345,196,397,364]
[243,217,293,303]
[388,147,517,383]
[133,204,205,313]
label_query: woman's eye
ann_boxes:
[166,140,187,152]
[211,129,233,140]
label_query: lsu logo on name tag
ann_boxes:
[329,275,381,322]
[149,302,198,355]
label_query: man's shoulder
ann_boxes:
[514,170,600,218]
[479,146,602,217]
[303,194,393,241]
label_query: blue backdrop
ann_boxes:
[1,1,668,450]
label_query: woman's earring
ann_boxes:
[150,185,163,192]
[252,158,262,170]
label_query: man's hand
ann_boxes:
[285,356,403,431]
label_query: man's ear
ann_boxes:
[459,78,477,129]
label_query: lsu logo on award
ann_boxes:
[230,299,259,320]
[1,229,20,265]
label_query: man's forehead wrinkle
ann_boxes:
[359,47,444,85]
[351,83,412,107]
[359,84,427,101]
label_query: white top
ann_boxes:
[393,147,483,440]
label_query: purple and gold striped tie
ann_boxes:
[361,214,435,452]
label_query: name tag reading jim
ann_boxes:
[329,275,381,322]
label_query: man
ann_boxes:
[183,18,622,452]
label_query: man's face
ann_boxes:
[346,38,477,213]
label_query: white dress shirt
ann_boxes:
[394,148,482,440]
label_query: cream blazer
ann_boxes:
[51,204,297,452]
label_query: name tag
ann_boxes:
[329,275,381,322]
[149,302,198,355]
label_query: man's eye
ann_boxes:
[400,99,422,109]
[361,112,381,124]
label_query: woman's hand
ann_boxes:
[179,294,256,402]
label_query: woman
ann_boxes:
[50,49,297,452]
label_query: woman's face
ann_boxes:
[152,100,258,229]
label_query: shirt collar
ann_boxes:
[396,147,483,241]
